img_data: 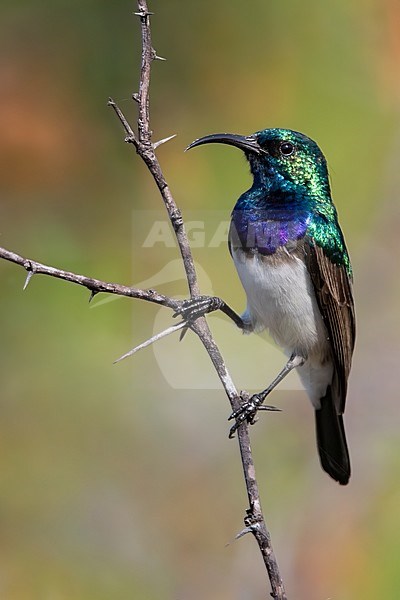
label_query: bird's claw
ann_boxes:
[173,295,223,323]
[228,393,280,438]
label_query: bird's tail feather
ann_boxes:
[315,387,350,485]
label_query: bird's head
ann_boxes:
[187,128,331,200]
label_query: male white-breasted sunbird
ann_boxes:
[182,128,355,485]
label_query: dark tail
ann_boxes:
[315,388,351,485]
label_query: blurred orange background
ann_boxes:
[1,1,400,598]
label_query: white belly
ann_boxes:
[232,248,333,406]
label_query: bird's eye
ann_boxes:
[279,142,294,156]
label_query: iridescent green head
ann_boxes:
[187,127,331,200]
[252,128,330,198]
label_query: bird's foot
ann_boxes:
[173,295,224,323]
[228,392,280,438]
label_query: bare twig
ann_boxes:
[108,1,198,297]
[114,2,286,597]
[0,247,178,310]
[0,2,287,598]
[190,321,287,599]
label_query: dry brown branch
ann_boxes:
[0,1,287,598]
[0,247,178,310]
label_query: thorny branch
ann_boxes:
[0,247,178,309]
[0,1,287,598]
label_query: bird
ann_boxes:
[181,128,355,485]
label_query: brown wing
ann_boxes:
[305,238,356,414]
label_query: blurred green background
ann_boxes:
[1,1,399,598]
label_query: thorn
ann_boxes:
[88,290,98,303]
[235,526,254,540]
[107,97,115,106]
[134,11,154,17]
[154,54,167,61]
[179,326,189,341]
[132,93,140,103]
[153,134,177,149]
[23,269,35,290]
[114,321,186,364]
[225,525,255,548]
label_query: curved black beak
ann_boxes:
[186,132,262,155]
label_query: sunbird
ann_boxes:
[183,128,355,485]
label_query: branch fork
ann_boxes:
[0,2,287,598]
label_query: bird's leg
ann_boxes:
[229,353,305,438]
[173,295,249,330]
